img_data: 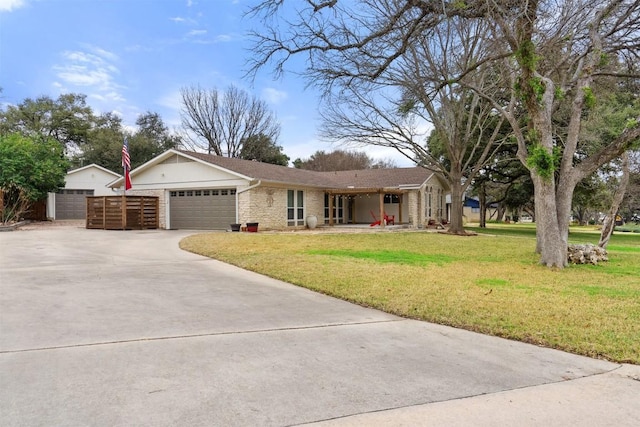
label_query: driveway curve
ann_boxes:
[1,224,638,426]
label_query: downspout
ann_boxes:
[235,180,262,224]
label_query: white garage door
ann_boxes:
[169,189,237,230]
[55,189,94,219]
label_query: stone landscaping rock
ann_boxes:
[567,243,608,265]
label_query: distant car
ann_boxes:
[632,213,640,224]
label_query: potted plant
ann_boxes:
[230,223,241,232]
[246,222,259,232]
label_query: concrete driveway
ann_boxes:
[1,224,638,426]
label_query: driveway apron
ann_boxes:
[0,225,635,426]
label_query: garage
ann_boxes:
[55,189,94,219]
[169,188,237,229]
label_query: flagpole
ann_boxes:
[122,137,132,230]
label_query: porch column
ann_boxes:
[379,192,385,229]
[328,194,334,226]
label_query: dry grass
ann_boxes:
[180,226,640,364]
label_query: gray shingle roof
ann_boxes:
[178,150,433,190]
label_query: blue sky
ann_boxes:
[0,0,412,166]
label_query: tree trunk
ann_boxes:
[478,183,487,228]
[533,174,567,267]
[599,153,630,249]
[555,177,579,248]
[448,179,465,234]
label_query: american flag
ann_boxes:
[122,137,132,191]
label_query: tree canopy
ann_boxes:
[293,149,396,171]
[0,93,93,152]
[0,133,68,223]
[239,133,290,166]
[72,111,181,172]
[1,94,182,173]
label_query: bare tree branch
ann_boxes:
[180,85,280,157]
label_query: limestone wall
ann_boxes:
[238,186,325,230]
[407,191,419,227]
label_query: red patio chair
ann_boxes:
[370,210,381,227]
[384,213,395,225]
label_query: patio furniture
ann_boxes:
[370,211,395,226]
[370,210,381,227]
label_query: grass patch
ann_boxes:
[307,249,457,266]
[180,227,640,364]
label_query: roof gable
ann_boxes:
[179,150,335,188]
[68,163,120,178]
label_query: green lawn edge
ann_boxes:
[180,225,640,364]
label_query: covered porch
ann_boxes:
[324,188,409,229]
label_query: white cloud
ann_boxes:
[187,29,207,37]
[0,0,26,12]
[262,87,288,105]
[87,45,119,62]
[170,16,197,25]
[215,34,233,42]
[53,46,126,103]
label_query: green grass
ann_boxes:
[466,222,640,246]
[307,249,458,266]
[180,225,640,364]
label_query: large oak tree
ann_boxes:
[248,0,640,267]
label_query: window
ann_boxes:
[384,194,400,204]
[287,190,304,226]
[324,194,344,224]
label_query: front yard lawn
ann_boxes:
[180,225,640,364]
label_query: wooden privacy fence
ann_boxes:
[86,196,159,230]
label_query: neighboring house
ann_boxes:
[47,164,121,220]
[107,149,450,230]
[462,196,498,223]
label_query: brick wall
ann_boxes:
[407,191,418,227]
[238,186,325,230]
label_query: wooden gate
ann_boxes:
[86,196,159,230]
